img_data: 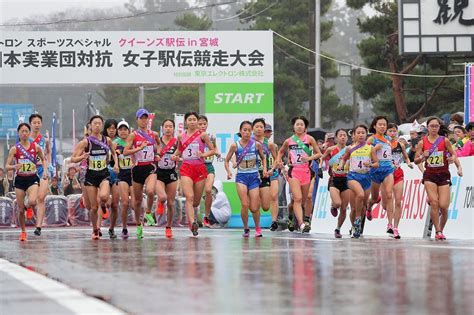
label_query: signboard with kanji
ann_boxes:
[399,0,474,55]
[0,31,273,84]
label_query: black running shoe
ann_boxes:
[34,227,41,236]
[98,229,103,237]
[191,222,199,236]
[108,229,117,239]
[270,221,279,231]
[288,216,295,232]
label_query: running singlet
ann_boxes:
[329,147,349,177]
[87,136,109,172]
[371,135,393,168]
[236,141,259,174]
[204,134,215,164]
[349,144,372,174]
[157,137,178,170]
[288,135,311,168]
[181,132,205,165]
[257,138,271,172]
[133,130,155,166]
[15,142,38,176]
[31,134,46,166]
[392,142,404,169]
[422,136,448,172]
[114,138,132,170]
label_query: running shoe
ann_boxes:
[121,228,129,239]
[303,221,311,233]
[91,229,100,240]
[34,227,41,236]
[287,216,295,232]
[393,228,400,239]
[136,225,143,239]
[299,223,306,234]
[255,227,263,238]
[98,229,103,237]
[19,231,27,242]
[387,223,394,237]
[191,222,199,236]
[202,216,211,228]
[334,229,342,238]
[435,232,446,240]
[108,229,117,239]
[165,227,173,238]
[365,206,373,221]
[242,229,250,238]
[157,202,165,216]
[330,207,338,217]
[144,212,156,226]
[26,207,33,220]
[270,221,279,231]
[353,218,361,238]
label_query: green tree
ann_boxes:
[239,0,348,138]
[346,1,464,123]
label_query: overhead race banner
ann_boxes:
[0,31,273,84]
[204,82,273,228]
[311,157,474,240]
[399,0,474,55]
[466,63,474,123]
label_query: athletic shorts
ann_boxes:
[370,166,394,185]
[259,170,271,188]
[236,172,261,191]
[118,169,132,187]
[157,168,179,186]
[84,169,110,188]
[14,175,39,191]
[270,170,279,181]
[328,176,349,192]
[288,166,311,186]
[205,163,215,175]
[108,166,119,186]
[180,162,207,183]
[423,171,451,187]
[394,167,404,186]
[132,164,156,185]
[348,172,371,191]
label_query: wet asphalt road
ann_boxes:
[0,227,473,315]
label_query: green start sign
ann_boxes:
[205,83,273,113]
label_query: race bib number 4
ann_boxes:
[350,156,370,173]
[427,151,444,167]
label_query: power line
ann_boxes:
[273,30,466,78]
[0,1,240,27]
[240,1,278,21]
[274,44,314,67]
[212,1,256,22]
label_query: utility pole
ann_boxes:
[309,0,315,128]
[315,0,321,128]
[139,86,144,108]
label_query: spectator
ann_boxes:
[450,113,464,126]
[63,166,81,196]
[208,180,231,227]
[456,122,474,157]
[0,168,8,197]
[7,170,14,193]
[49,176,61,195]
[453,125,469,149]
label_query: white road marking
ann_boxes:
[273,236,336,242]
[413,245,474,250]
[0,259,125,315]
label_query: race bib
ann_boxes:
[89,155,107,171]
[392,152,403,168]
[118,154,132,170]
[427,151,444,168]
[332,161,349,175]
[183,143,200,160]
[239,155,257,170]
[136,145,154,163]
[18,158,37,175]
[291,148,307,165]
[377,143,392,161]
[350,156,370,173]
[158,154,175,169]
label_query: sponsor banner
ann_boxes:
[0,31,273,84]
[204,83,273,113]
[311,156,474,240]
[173,113,185,137]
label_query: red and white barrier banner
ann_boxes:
[311,156,474,240]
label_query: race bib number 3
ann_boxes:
[427,151,444,167]
[89,155,107,171]
[184,143,200,160]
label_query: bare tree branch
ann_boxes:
[407,77,447,121]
